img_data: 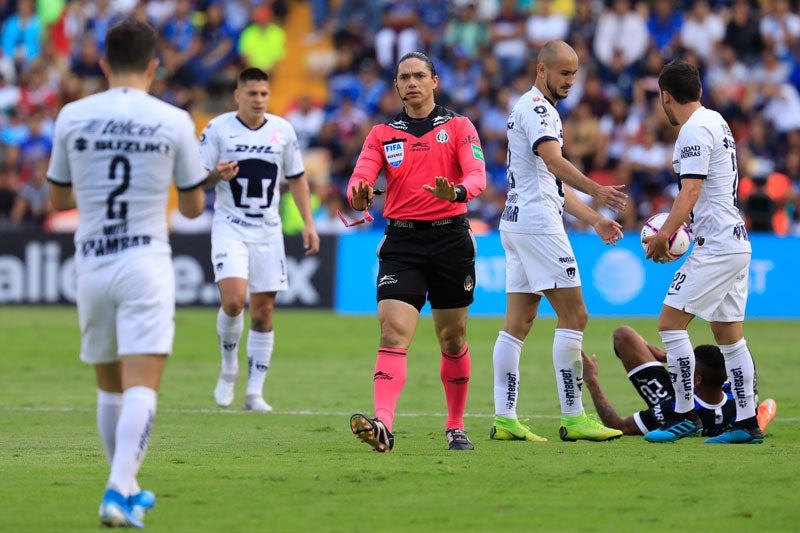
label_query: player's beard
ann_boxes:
[546,75,568,101]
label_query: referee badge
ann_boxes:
[463,275,474,291]
[383,139,405,167]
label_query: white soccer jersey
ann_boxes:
[200,111,304,243]
[673,107,751,254]
[47,87,206,262]
[501,86,566,234]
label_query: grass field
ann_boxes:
[1,306,798,532]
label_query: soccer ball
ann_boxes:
[640,212,691,262]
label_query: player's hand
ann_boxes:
[302,225,320,256]
[593,184,627,214]
[642,232,670,263]
[594,217,623,246]
[581,350,599,382]
[216,161,239,182]
[422,176,457,201]
[350,180,374,211]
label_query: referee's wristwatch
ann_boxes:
[450,185,467,203]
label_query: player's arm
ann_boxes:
[287,174,320,256]
[537,139,627,213]
[564,186,622,246]
[177,186,205,218]
[203,161,239,189]
[581,351,641,435]
[643,177,701,261]
[347,128,384,210]
[48,181,75,211]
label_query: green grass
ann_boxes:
[0,307,798,532]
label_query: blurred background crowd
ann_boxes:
[1,0,799,237]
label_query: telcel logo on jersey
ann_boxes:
[101,119,161,136]
[383,141,404,167]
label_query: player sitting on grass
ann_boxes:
[582,326,776,441]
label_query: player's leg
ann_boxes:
[613,326,675,408]
[351,230,423,452]
[241,240,289,412]
[427,221,476,450]
[100,253,174,526]
[243,291,277,412]
[547,286,621,442]
[212,238,250,407]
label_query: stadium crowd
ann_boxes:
[1,0,799,236]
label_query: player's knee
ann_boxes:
[221,300,245,317]
[613,326,637,358]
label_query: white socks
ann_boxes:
[217,307,244,375]
[720,338,757,422]
[97,390,122,465]
[246,330,275,397]
[493,331,524,418]
[660,330,695,414]
[553,328,584,417]
[107,386,157,496]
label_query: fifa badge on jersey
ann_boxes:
[383,139,405,167]
[463,275,474,291]
[436,129,449,143]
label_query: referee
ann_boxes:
[348,52,486,452]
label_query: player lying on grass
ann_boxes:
[581,326,776,442]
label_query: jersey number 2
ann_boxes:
[106,155,130,220]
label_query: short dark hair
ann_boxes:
[694,344,727,388]
[395,52,437,79]
[238,68,270,86]
[658,60,701,104]
[104,20,158,74]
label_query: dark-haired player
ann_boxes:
[581,326,776,438]
[348,51,486,452]
[47,19,207,527]
[200,68,319,413]
[642,60,760,444]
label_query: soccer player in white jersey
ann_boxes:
[200,68,320,413]
[642,60,761,444]
[47,20,207,528]
[490,40,628,443]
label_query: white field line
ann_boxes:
[1,406,797,422]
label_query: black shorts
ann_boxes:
[628,364,675,408]
[376,217,476,311]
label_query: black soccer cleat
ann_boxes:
[446,428,475,450]
[350,413,394,452]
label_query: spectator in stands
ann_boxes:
[705,43,750,117]
[238,5,286,73]
[744,173,777,232]
[0,70,20,110]
[724,0,763,66]
[442,2,490,60]
[1,0,40,73]
[563,100,600,174]
[490,0,528,81]
[593,0,649,75]
[355,59,387,116]
[332,0,383,52]
[596,95,641,170]
[84,0,122,52]
[526,0,569,54]
[759,0,800,62]
[10,156,50,229]
[286,95,325,151]
[70,33,105,80]
[647,0,682,56]
[374,1,419,73]
[566,0,596,49]
[416,0,449,58]
[179,1,239,87]
[619,124,672,204]
[679,1,724,62]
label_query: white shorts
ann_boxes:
[211,237,288,293]
[663,251,750,322]
[76,250,175,364]
[502,231,581,294]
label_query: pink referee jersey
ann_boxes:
[348,105,486,220]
